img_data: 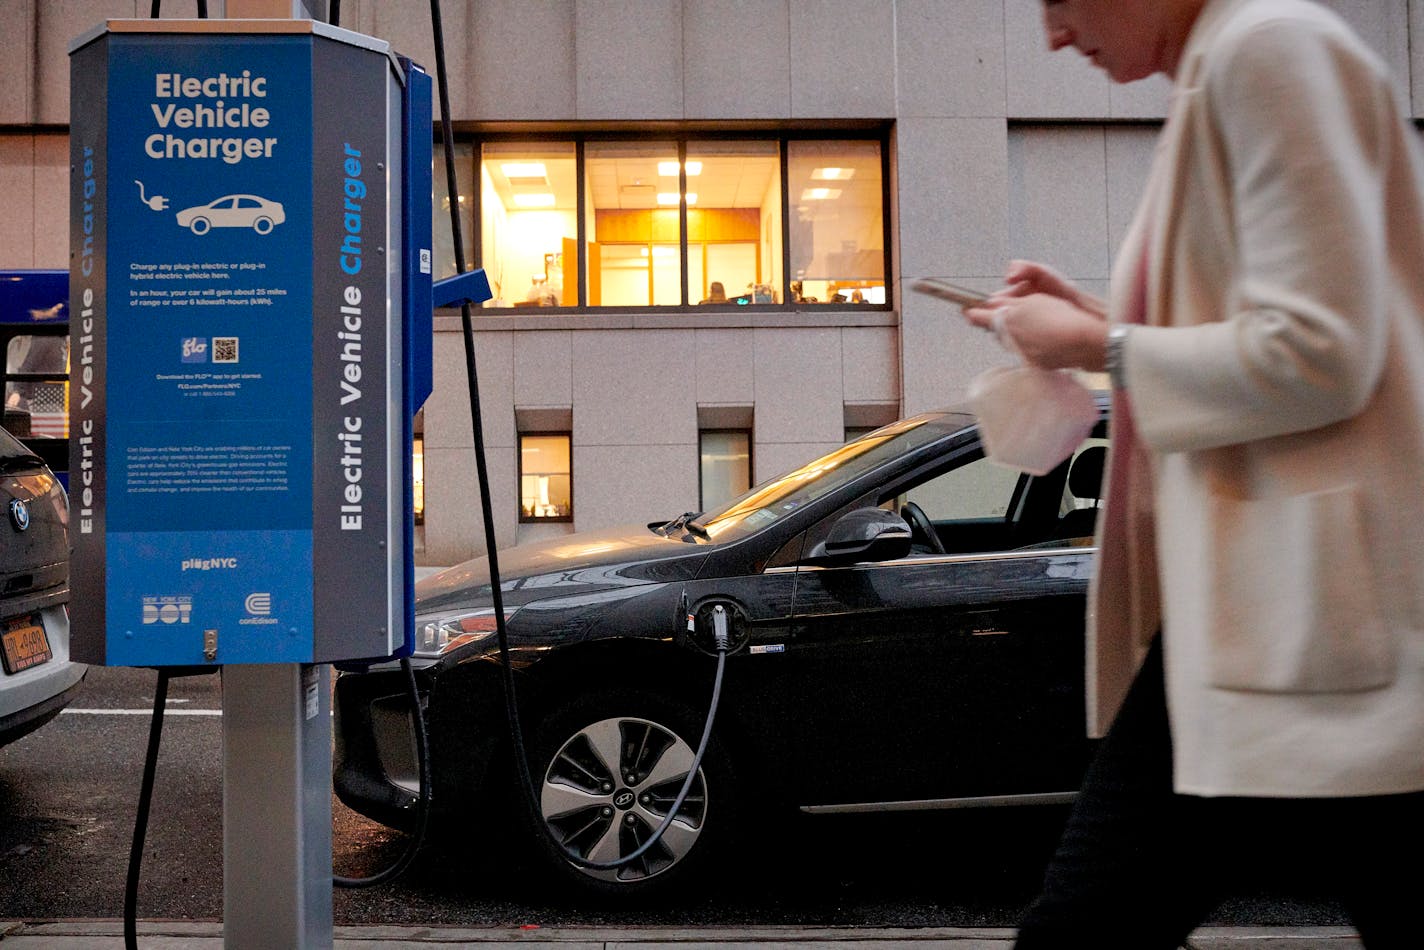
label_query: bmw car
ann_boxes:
[334,403,1108,899]
[0,426,83,748]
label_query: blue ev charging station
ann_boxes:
[67,16,484,947]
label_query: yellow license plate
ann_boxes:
[2,615,52,674]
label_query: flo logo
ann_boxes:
[181,337,208,363]
[142,595,193,624]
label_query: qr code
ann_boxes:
[212,337,239,363]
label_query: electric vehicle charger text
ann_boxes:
[144,70,277,165]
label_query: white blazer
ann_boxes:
[1092,0,1424,796]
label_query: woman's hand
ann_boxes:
[988,259,1107,319]
[964,292,1109,371]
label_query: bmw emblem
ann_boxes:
[8,498,30,532]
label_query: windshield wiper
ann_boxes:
[660,511,709,541]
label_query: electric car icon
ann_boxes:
[175,194,286,235]
[334,398,1111,901]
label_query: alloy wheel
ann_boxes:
[539,715,706,883]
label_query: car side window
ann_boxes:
[902,454,1024,522]
[885,452,1035,555]
[891,425,1109,555]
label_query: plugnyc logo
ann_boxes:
[181,337,208,363]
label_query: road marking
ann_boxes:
[62,708,222,716]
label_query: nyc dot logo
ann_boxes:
[181,337,208,363]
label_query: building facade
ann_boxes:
[3,0,1422,566]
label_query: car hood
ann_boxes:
[415,524,710,613]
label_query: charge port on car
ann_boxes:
[688,601,750,656]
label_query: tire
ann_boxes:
[188,217,211,235]
[519,688,740,901]
[252,216,274,235]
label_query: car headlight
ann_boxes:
[414,607,518,656]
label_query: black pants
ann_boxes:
[1014,638,1423,949]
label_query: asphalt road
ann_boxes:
[0,664,1352,930]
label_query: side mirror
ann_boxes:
[805,507,912,565]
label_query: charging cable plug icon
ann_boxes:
[135,180,169,211]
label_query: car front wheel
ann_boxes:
[521,690,739,899]
[188,216,210,235]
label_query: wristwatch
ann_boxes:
[1105,324,1131,390]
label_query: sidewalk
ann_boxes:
[0,921,1367,948]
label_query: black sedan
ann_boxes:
[334,404,1108,899]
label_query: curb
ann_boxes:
[0,921,1366,948]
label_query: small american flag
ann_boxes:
[26,383,68,439]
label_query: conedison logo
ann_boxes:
[239,592,278,626]
[182,557,238,572]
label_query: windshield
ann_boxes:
[692,412,966,543]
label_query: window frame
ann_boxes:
[459,127,894,314]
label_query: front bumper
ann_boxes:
[332,658,509,831]
[0,670,86,747]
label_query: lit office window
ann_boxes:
[586,141,683,307]
[787,140,885,305]
[687,141,780,305]
[412,410,425,526]
[478,143,577,307]
[465,132,888,309]
[520,433,573,522]
[433,142,476,282]
[699,430,751,512]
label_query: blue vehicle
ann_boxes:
[0,270,69,487]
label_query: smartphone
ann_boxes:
[910,278,989,308]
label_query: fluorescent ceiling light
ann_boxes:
[658,160,703,177]
[811,167,855,180]
[513,193,556,207]
[501,162,547,178]
[657,192,697,205]
[801,188,841,201]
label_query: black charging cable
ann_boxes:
[123,669,168,950]
[425,0,730,873]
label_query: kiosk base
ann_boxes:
[222,663,333,949]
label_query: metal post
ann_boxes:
[222,663,332,950]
